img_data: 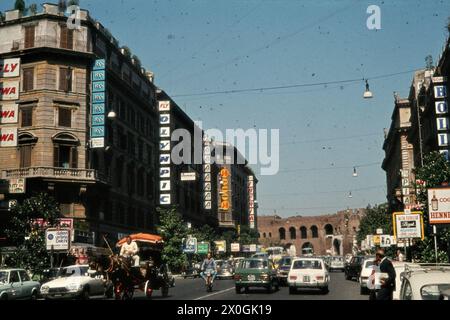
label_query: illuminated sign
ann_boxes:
[433,77,450,160]
[203,138,212,210]
[159,100,171,205]
[91,59,106,148]
[218,166,232,225]
[248,175,255,229]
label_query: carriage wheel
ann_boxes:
[144,280,153,298]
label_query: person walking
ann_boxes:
[375,248,396,300]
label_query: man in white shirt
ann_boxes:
[120,236,140,267]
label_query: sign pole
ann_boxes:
[433,225,438,264]
[50,245,54,269]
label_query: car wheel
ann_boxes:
[80,287,90,300]
[30,291,38,300]
[360,287,367,295]
[321,286,329,294]
[235,286,242,294]
[266,281,274,293]
[289,287,296,294]
[244,287,249,293]
[345,273,351,280]
[0,294,8,300]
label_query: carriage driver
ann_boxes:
[120,236,140,267]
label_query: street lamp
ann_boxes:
[348,191,353,198]
[363,79,373,99]
[107,110,117,119]
[353,167,358,177]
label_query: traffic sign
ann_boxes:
[183,236,197,253]
[45,229,70,251]
[197,242,209,254]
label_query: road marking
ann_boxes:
[194,287,235,300]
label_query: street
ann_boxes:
[91,271,365,300]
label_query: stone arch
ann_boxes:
[269,232,272,238]
[302,242,314,255]
[263,232,266,238]
[300,226,307,239]
[279,227,286,240]
[324,224,333,235]
[310,225,319,238]
[289,227,296,239]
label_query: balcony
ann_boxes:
[1,36,91,54]
[1,167,106,184]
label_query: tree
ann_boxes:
[238,225,259,245]
[412,151,450,262]
[356,203,392,243]
[14,0,26,13]
[5,193,61,272]
[68,0,80,6]
[156,206,188,272]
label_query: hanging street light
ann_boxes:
[363,79,373,99]
[353,167,358,177]
[348,191,353,198]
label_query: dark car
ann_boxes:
[234,258,279,294]
[276,256,294,285]
[344,256,367,281]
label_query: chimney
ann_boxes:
[145,71,154,83]
[42,3,59,15]
[4,10,22,21]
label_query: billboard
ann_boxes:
[46,229,71,251]
[218,166,233,226]
[0,58,20,78]
[428,187,450,224]
[0,81,19,101]
[8,178,25,194]
[231,243,240,252]
[0,103,18,124]
[214,240,226,253]
[432,77,450,159]
[0,127,17,147]
[393,211,424,240]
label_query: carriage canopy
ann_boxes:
[116,233,164,247]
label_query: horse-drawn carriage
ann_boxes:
[106,233,171,300]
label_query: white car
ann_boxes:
[392,261,421,300]
[287,258,329,294]
[359,258,378,295]
[399,264,450,300]
[40,265,111,300]
[329,256,345,272]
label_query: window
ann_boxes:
[53,134,78,169]
[9,271,20,283]
[289,227,296,240]
[21,108,33,127]
[24,25,35,48]
[269,232,272,238]
[58,108,72,127]
[19,145,32,168]
[300,226,307,239]
[279,227,286,240]
[23,67,34,91]
[59,67,72,92]
[19,270,30,282]
[292,260,322,270]
[311,225,319,238]
[263,233,266,238]
[402,281,413,300]
[60,25,74,49]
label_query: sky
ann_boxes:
[2,0,450,217]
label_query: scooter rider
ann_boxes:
[200,252,217,285]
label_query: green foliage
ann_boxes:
[412,152,450,262]
[67,0,79,6]
[5,193,61,272]
[157,206,188,272]
[14,0,26,13]
[239,225,259,245]
[357,203,392,242]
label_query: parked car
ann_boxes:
[439,288,450,300]
[234,258,279,294]
[399,264,450,300]
[31,267,63,285]
[0,268,41,300]
[232,257,245,269]
[40,265,111,300]
[251,252,269,260]
[359,257,378,294]
[344,255,366,280]
[216,260,234,280]
[276,256,294,285]
[392,261,421,300]
[181,263,200,279]
[288,257,329,294]
[329,256,345,272]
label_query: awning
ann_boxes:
[116,233,163,247]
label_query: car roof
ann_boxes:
[293,257,323,261]
[0,268,25,272]
[405,271,450,294]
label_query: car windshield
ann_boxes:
[421,284,450,300]
[293,260,322,270]
[365,260,375,268]
[281,258,292,266]
[59,267,88,277]
[332,257,343,262]
[0,271,8,284]
[242,260,267,269]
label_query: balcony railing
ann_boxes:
[0,36,91,54]
[2,167,104,183]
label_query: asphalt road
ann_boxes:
[99,271,366,300]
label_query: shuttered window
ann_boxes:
[19,145,32,168]
[54,145,78,168]
[23,68,34,91]
[60,25,74,49]
[59,67,72,92]
[58,107,72,127]
[21,108,33,127]
[24,26,35,48]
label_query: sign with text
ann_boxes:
[392,211,424,240]
[46,229,70,251]
[91,59,106,147]
[0,81,19,100]
[181,172,196,181]
[0,103,18,124]
[248,175,255,229]
[231,243,240,252]
[8,178,25,194]
[197,242,209,255]
[0,127,17,147]
[428,187,450,224]
[158,100,171,205]
[0,58,20,78]
[214,240,227,253]
[183,236,197,253]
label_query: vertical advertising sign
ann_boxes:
[203,137,212,210]
[248,175,255,229]
[159,101,171,205]
[433,77,450,160]
[218,166,233,226]
[91,59,106,148]
[0,58,20,148]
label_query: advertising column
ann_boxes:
[91,59,107,148]
[433,77,449,159]
[0,58,20,148]
[159,101,171,205]
[203,137,212,210]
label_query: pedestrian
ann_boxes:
[375,248,396,300]
[368,257,379,300]
[396,249,405,262]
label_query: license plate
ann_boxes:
[303,276,310,283]
[247,275,256,281]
